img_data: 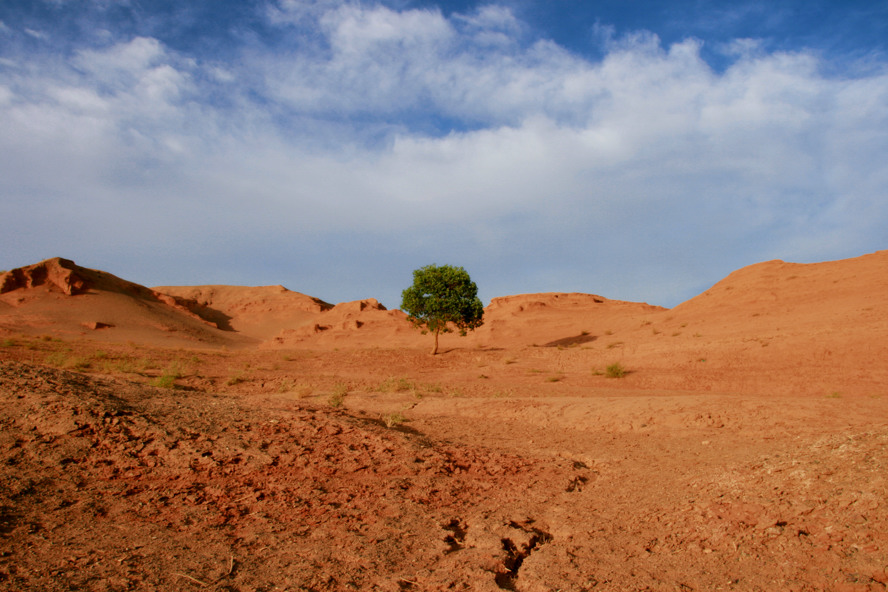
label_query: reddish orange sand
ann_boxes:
[1,253,887,591]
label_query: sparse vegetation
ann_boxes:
[605,362,626,378]
[378,376,414,393]
[44,352,91,370]
[328,382,348,407]
[103,356,140,374]
[150,361,184,389]
[226,371,246,386]
[151,374,176,389]
[382,411,405,429]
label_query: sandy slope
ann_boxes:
[0,258,249,348]
[1,251,887,591]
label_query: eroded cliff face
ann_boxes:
[0,257,88,295]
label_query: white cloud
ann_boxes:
[24,28,48,40]
[1,2,887,305]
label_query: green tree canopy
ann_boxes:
[400,264,484,355]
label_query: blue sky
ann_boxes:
[2,0,887,308]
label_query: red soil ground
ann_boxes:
[1,252,887,591]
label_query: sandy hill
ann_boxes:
[474,292,665,349]
[1,252,886,374]
[153,285,334,341]
[0,258,249,348]
[602,250,888,395]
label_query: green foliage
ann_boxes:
[151,374,176,389]
[605,362,626,378]
[151,362,184,389]
[401,264,484,355]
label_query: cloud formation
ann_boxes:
[1,0,886,307]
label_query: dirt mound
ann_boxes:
[672,249,888,323]
[614,250,888,395]
[476,292,665,348]
[269,298,422,348]
[0,259,249,348]
[154,285,333,340]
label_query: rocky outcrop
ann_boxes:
[0,257,88,295]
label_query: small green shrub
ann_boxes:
[382,412,405,429]
[605,363,626,378]
[151,374,176,389]
[328,383,348,407]
[162,361,184,379]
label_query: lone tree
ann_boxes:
[401,264,484,355]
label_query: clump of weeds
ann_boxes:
[382,411,405,429]
[605,362,626,378]
[328,382,348,407]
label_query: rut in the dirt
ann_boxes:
[494,520,554,590]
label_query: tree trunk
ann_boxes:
[432,327,440,355]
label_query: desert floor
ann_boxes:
[1,334,887,592]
